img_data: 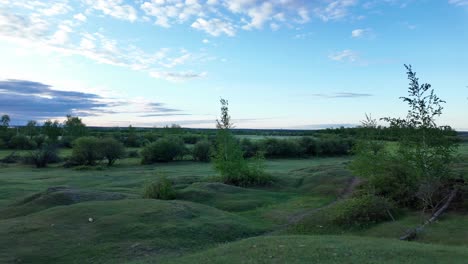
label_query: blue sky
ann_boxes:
[0,0,467,129]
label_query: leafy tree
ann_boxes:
[141,136,186,163]
[24,120,38,138]
[26,144,60,168]
[213,99,270,186]
[100,137,125,166]
[192,140,212,162]
[64,115,87,138]
[71,137,103,165]
[351,65,458,210]
[1,115,10,128]
[43,120,62,142]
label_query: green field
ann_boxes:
[0,144,467,263]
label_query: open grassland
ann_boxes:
[0,143,467,263]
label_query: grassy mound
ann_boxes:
[0,199,264,263]
[0,186,128,219]
[163,235,468,264]
[177,182,291,212]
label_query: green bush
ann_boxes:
[24,145,60,168]
[8,135,37,150]
[141,137,186,163]
[100,137,125,166]
[192,140,212,162]
[328,194,394,228]
[71,137,103,166]
[260,138,305,158]
[240,138,260,158]
[127,150,139,158]
[143,177,176,200]
[0,152,21,163]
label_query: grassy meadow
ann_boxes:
[0,140,467,263]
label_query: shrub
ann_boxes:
[300,137,320,156]
[240,138,260,158]
[71,137,103,165]
[100,137,125,166]
[328,194,394,228]
[127,150,140,158]
[143,177,176,200]
[8,135,37,150]
[25,145,60,168]
[318,137,353,156]
[0,152,21,163]
[141,137,186,164]
[182,134,202,144]
[192,140,212,162]
[260,138,305,158]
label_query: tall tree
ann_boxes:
[213,98,248,184]
[63,115,87,138]
[351,65,458,211]
[1,115,10,129]
[43,120,62,142]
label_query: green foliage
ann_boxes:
[42,119,62,142]
[351,65,458,210]
[100,137,125,166]
[143,177,176,200]
[24,145,60,168]
[0,152,21,163]
[260,138,305,158]
[71,137,103,166]
[63,115,87,138]
[127,149,139,158]
[328,195,394,228]
[192,140,212,162]
[8,135,37,149]
[141,136,186,163]
[213,99,269,186]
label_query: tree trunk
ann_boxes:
[400,189,457,241]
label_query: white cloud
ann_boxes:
[73,13,87,22]
[40,1,72,16]
[149,70,207,82]
[202,38,210,43]
[448,0,468,6]
[84,0,138,22]
[329,49,359,62]
[315,0,358,21]
[191,18,236,36]
[351,28,372,38]
[140,0,205,28]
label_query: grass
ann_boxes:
[161,235,468,264]
[0,199,265,264]
[0,143,467,263]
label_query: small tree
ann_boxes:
[141,136,186,163]
[71,137,103,165]
[64,115,87,138]
[100,137,125,166]
[26,144,60,168]
[351,65,458,210]
[193,140,212,162]
[43,120,62,142]
[213,99,269,186]
[24,120,38,138]
[1,115,10,128]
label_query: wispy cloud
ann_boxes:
[311,92,373,98]
[351,28,373,38]
[329,49,359,62]
[0,79,185,123]
[448,0,468,6]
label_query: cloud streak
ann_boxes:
[0,79,185,123]
[311,92,373,98]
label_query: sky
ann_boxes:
[0,0,467,130]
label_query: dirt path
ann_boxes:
[266,177,361,235]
